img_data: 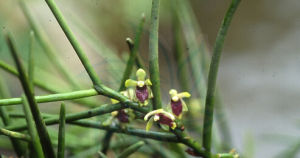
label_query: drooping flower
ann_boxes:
[125,69,153,106]
[144,109,177,131]
[103,91,135,125]
[168,89,191,118]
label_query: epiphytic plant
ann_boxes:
[0,0,243,158]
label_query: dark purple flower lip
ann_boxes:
[171,100,183,116]
[116,110,129,123]
[135,85,149,103]
[157,114,175,128]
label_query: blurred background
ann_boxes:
[0,0,300,157]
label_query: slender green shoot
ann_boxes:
[149,0,162,110]
[0,77,25,157]
[6,33,56,158]
[22,95,45,158]
[202,0,241,154]
[0,88,98,106]
[117,141,145,158]
[7,103,124,131]
[119,14,145,91]
[28,30,35,87]
[101,131,114,154]
[0,60,99,107]
[126,38,145,70]
[57,103,66,158]
[0,128,31,142]
[45,0,102,86]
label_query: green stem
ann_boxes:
[149,0,162,110]
[45,0,102,86]
[126,38,145,70]
[101,131,114,154]
[57,103,66,158]
[19,0,81,90]
[0,60,99,107]
[22,95,45,158]
[117,141,145,158]
[28,30,35,86]
[7,103,124,131]
[0,128,31,142]
[71,120,179,142]
[6,33,56,158]
[202,0,241,154]
[119,15,145,91]
[102,15,146,154]
[0,88,98,106]
[0,77,25,157]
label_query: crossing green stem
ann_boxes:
[6,33,56,158]
[22,95,45,158]
[117,141,145,158]
[57,103,66,158]
[202,0,241,154]
[119,15,145,91]
[149,0,162,110]
[0,88,98,106]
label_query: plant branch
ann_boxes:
[6,33,56,158]
[57,103,66,158]
[119,15,145,91]
[202,0,241,154]
[0,77,25,157]
[0,128,31,142]
[7,103,124,131]
[0,60,99,107]
[117,141,145,158]
[22,95,45,158]
[0,88,98,106]
[149,0,162,110]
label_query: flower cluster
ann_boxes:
[106,68,191,131]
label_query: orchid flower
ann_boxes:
[168,89,191,118]
[125,68,153,106]
[103,91,135,125]
[144,109,177,131]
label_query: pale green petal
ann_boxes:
[136,68,146,81]
[178,92,191,98]
[146,117,154,131]
[181,99,188,112]
[125,79,137,87]
[145,79,152,86]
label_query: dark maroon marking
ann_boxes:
[157,114,174,128]
[171,100,183,116]
[136,85,149,103]
[116,110,129,123]
[185,148,201,156]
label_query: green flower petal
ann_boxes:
[146,117,154,131]
[136,68,146,81]
[125,79,137,87]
